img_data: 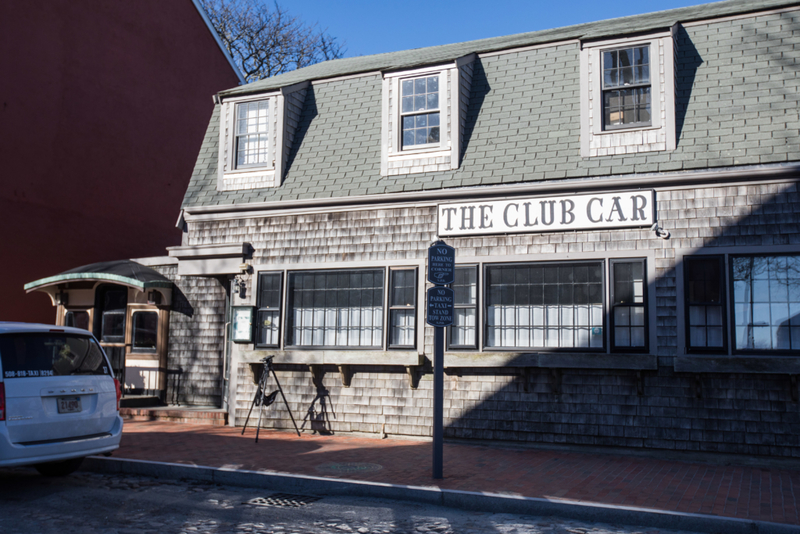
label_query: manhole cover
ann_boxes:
[315,462,383,474]
[243,493,321,507]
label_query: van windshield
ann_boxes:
[0,333,111,379]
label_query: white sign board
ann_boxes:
[438,190,655,237]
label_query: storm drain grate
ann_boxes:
[243,493,321,508]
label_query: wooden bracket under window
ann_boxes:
[520,368,534,393]
[791,375,798,403]
[691,374,703,399]
[338,365,353,388]
[551,368,562,396]
[307,364,324,389]
[636,371,644,396]
[406,366,421,390]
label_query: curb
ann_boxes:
[83,457,799,534]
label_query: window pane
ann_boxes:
[287,270,384,348]
[685,257,725,350]
[0,334,109,378]
[65,311,90,331]
[132,311,158,352]
[257,310,280,346]
[235,101,269,168]
[390,309,414,347]
[390,269,416,307]
[101,312,125,343]
[486,263,603,349]
[732,255,800,350]
[453,267,477,305]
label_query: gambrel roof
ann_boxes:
[182,0,800,210]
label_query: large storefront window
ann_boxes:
[485,262,604,349]
[732,255,800,351]
[286,269,384,348]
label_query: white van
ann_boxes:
[0,322,123,476]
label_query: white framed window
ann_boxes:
[601,46,651,130]
[381,55,475,177]
[580,33,676,158]
[234,100,270,168]
[400,75,441,149]
[217,81,309,192]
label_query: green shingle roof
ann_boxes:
[182,0,800,210]
[220,0,798,98]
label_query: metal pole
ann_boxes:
[433,325,444,479]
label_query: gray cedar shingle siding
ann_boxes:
[188,181,800,455]
[182,3,800,209]
[154,265,226,407]
[172,1,800,455]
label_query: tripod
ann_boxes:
[241,356,301,442]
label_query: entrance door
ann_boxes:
[94,285,127,386]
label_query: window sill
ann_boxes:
[594,124,659,136]
[241,349,423,367]
[674,355,800,374]
[127,351,160,361]
[224,167,275,178]
[388,147,449,160]
[444,352,656,370]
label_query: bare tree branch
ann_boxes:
[200,0,346,83]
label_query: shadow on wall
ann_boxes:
[460,57,491,164]
[283,85,318,179]
[300,368,336,435]
[674,25,702,145]
[442,181,800,456]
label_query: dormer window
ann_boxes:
[235,100,270,168]
[580,34,675,157]
[601,46,651,130]
[401,75,440,148]
[381,55,475,177]
[217,81,309,192]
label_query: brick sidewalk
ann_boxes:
[115,421,800,526]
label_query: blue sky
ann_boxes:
[282,0,708,58]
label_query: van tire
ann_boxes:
[34,457,84,477]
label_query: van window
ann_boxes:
[0,334,110,379]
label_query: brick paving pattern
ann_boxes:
[115,421,800,526]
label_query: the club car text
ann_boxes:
[437,191,655,236]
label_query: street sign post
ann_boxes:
[426,287,454,327]
[426,241,455,480]
[427,243,455,285]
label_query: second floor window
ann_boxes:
[401,75,440,149]
[235,100,270,168]
[602,45,651,130]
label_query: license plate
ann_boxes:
[57,396,81,414]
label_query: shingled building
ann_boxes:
[31,0,800,457]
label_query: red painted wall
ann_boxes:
[0,0,240,323]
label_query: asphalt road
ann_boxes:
[0,467,702,534]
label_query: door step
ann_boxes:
[119,406,227,426]
[120,395,164,408]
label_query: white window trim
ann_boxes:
[580,30,676,158]
[218,92,280,188]
[391,67,447,154]
[381,62,462,176]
